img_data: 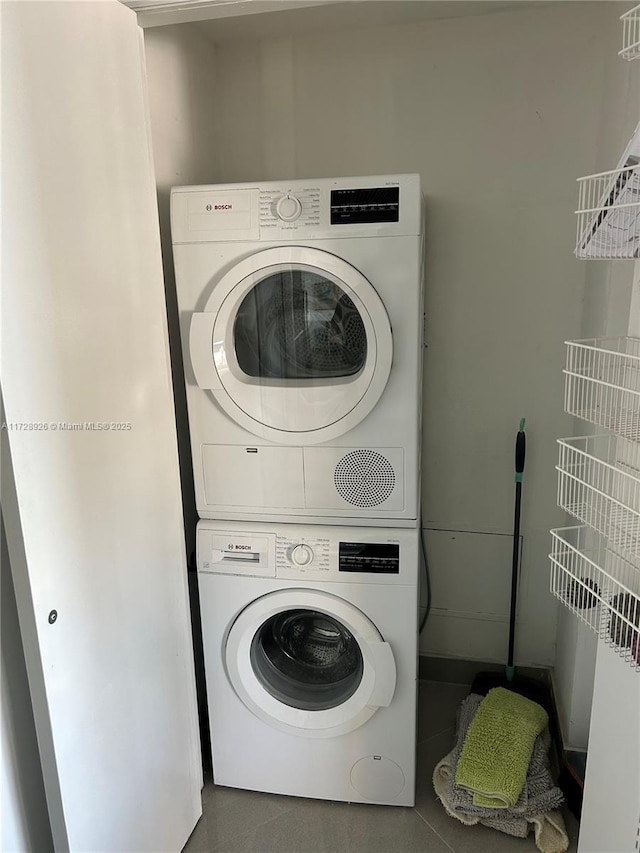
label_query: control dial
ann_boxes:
[291,544,314,566]
[276,194,302,222]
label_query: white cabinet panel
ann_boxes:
[578,642,640,852]
[1,2,201,850]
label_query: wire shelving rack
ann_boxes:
[564,337,640,441]
[620,4,640,61]
[551,337,640,673]
[550,526,640,671]
[574,164,640,260]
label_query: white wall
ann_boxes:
[143,23,221,774]
[201,1,623,666]
[144,24,220,562]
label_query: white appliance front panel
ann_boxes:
[199,444,405,514]
[173,231,422,523]
[200,572,417,805]
[202,444,305,508]
[196,520,418,805]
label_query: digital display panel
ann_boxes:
[338,542,400,574]
[330,187,400,225]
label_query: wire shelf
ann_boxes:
[550,526,640,672]
[620,4,640,60]
[556,435,640,557]
[564,337,640,441]
[574,163,640,259]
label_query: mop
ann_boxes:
[470,419,552,713]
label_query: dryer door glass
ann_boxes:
[234,268,367,379]
[250,609,364,711]
[198,246,393,441]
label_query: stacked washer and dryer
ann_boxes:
[171,175,424,807]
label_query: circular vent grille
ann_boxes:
[334,450,396,507]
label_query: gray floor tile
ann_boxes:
[209,796,455,853]
[184,784,291,852]
[184,679,580,853]
[417,681,470,744]
[564,809,580,850]
[182,815,210,853]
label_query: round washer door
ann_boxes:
[225,589,397,738]
[188,247,392,445]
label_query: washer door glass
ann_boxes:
[234,269,367,380]
[250,609,364,711]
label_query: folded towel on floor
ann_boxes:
[434,694,568,853]
[437,782,568,853]
[455,686,549,808]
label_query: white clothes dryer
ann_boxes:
[196,519,418,806]
[171,175,423,525]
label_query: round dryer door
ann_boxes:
[188,247,392,444]
[225,589,397,738]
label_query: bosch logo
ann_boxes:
[215,204,232,210]
[229,543,251,550]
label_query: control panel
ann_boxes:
[258,185,401,234]
[172,175,421,243]
[260,187,321,233]
[196,522,416,584]
[273,534,403,581]
[276,534,331,575]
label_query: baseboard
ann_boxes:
[418,654,552,687]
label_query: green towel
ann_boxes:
[455,687,548,809]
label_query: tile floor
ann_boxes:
[183,681,579,853]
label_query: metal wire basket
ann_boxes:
[564,337,640,441]
[574,163,640,259]
[550,526,640,672]
[620,3,640,60]
[556,434,640,558]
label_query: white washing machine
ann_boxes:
[171,175,423,525]
[197,519,418,806]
